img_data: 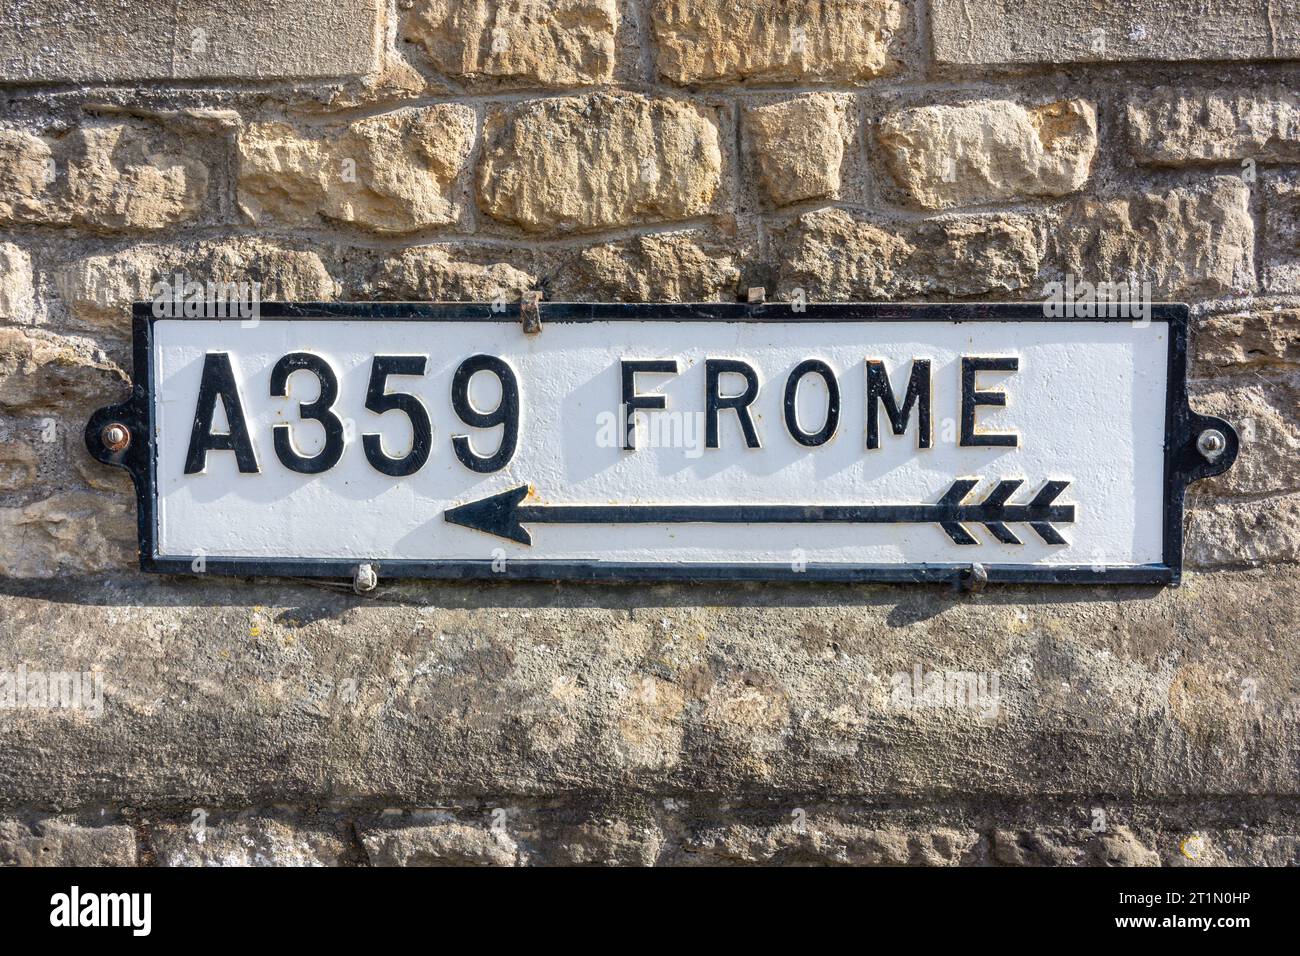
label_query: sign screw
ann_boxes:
[101,422,131,452]
[1196,428,1226,462]
[353,563,378,593]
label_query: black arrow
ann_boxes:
[444,479,1074,547]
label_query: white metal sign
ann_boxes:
[87,303,1238,585]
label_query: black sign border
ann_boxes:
[86,302,1238,586]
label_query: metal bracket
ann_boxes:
[353,563,378,593]
[960,562,988,593]
[521,291,542,334]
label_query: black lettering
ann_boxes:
[184,352,259,474]
[783,359,840,447]
[706,359,761,449]
[620,359,677,451]
[452,355,519,473]
[960,356,1019,447]
[363,355,432,477]
[866,359,931,449]
[270,352,346,474]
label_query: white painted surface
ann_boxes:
[152,318,1169,567]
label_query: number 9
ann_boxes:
[451,355,519,473]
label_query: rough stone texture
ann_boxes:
[402,0,618,87]
[1190,372,1300,496]
[238,106,477,233]
[0,442,39,491]
[0,0,381,82]
[0,121,209,232]
[0,327,127,415]
[0,815,138,866]
[877,99,1097,209]
[369,247,537,301]
[546,231,742,301]
[56,240,337,331]
[1054,178,1255,301]
[478,94,722,233]
[1187,494,1300,567]
[0,243,35,324]
[1128,87,1300,164]
[992,827,1160,866]
[1,570,1298,809]
[931,0,1300,65]
[746,94,850,207]
[359,819,519,866]
[1263,172,1299,293]
[151,813,349,867]
[0,492,135,576]
[652,0,907,85]
[776,209,1043,299]
[1196,308,1300,370]
[680,822,982,865]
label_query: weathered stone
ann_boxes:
[369,247,537,301]
[1187,494,1300,567]
[238,106,476,233]
[478,94,722,233]
[776,208,1043,299]
[360,820,519,866]
[1191,373,1300,497]
[0,815,137,866]
[877,99,1097,209]
[0,492,135,577]
[0,327,128,415]
[548,231,741,301]
[992,827,1159,866]
[0,441,38,491]
[1054,178,1254,301]
[931,0,1300,64]
[746,94,850,206]
[1196,308,1300,370]
[536,819,662,865]
[0,242,35,323]
[1128,87,1300,164]
[6,567,1295,806]
[151,813,348,867]
[402,0,618,87]
[57,240,337,330]
[681,822,982,866]
[1159,831,1300,867]
[0,122,209,232]
[651,0,907,85]
[0,0,381,82]
[1263,172,1299,294]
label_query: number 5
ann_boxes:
[363,356,432,477]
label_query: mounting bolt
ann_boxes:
[353,563,378,593]
[1196,428,1227,462]
[101,422,131,453]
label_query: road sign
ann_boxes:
[87,302,1238,586]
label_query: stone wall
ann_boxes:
[0,0,1297,866]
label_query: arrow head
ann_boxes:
[444,485,533,545]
